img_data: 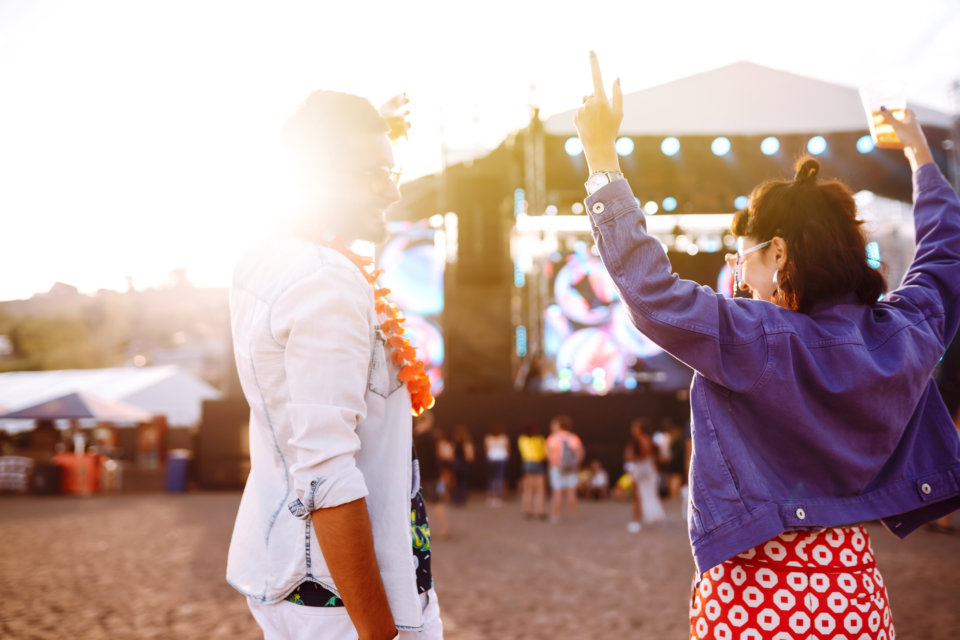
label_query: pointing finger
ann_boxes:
[590,51,608,102]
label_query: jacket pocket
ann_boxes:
[367,328,404,398]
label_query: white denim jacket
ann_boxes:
[226,235,423,630]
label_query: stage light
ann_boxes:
[807,136,827,155]
[565,137,583,156]
[545,204,558,216]
[761,136,780,155]
[557,368,573,393]
[616,137,635,156]
[515,325,527,357]
[592,370,607,393]
[514,261,526,288]
[734,195,749,210]
[702,238,722,253]
[857,135,875,154]
[662,196,678,212]
[429,214,445,228]
[866,241,881,268]
[643,201,659,215]
[686,244,700,256]
[571,202,585,214]
[514,188,526,217]
[624,376,638,390]
[711,137,731,156]
[661,137,680,156]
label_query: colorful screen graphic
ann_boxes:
[537,241,690,395]
[380,221,445,395]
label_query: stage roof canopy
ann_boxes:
[544,61,954,136]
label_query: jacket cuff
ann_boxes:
[584,178,639,226]
[287,466,369,520]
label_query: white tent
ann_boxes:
[0,365,222,433]
[545,61,954,136]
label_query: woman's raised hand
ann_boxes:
[574,51,624,174]
[880,108,934,173]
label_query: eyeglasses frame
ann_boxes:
[733,239,772,291]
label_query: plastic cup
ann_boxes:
[859,85,906,149]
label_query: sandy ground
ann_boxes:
[0,492,957,639]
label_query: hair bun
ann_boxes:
[794,157,820,185]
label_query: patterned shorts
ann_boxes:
[690,526,895,640]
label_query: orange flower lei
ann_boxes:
[324,236,435,417]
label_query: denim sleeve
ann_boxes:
[270,263,371,513]
[891,163,960,348]
[585,179,769,391]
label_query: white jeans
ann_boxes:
[247,588,443,640]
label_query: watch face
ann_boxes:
[585,174,609,192]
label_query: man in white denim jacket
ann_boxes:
[227,90,443,640]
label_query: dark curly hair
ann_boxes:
[282,90,388,171]
[731,157,886,313]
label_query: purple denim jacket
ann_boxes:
[585,163,960,576]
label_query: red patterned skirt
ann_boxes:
[690,526,895,639]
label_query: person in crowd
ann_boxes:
[435,427,456,519]
[659,417,688,500]
[414,412,448,540]
[226,89,442,639]
[626,418,665,532]
[545,415,584,522]
[587,459,610,500]
[576,52,960,639]
[612,461,635,502]
[577,461,593,498]
[517,422,548,520]
[450,425,475,507]
[483,421,510,506]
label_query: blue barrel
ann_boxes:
[165,449,191,492]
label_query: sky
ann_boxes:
[1,0,959,301]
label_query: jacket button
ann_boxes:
[921,482,932,495]
[592,202,605,214]
[795,508,806,520]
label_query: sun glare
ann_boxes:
[0,1,957,300]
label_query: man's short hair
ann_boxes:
[553,415,573,431]
[283,90,388,170]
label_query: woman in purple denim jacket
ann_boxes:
[576,52,960,639]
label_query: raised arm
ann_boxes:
[882,109,960,345]
[573,53,768,391]
[575,51,623,175]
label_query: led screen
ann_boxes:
[380,221,445,395]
